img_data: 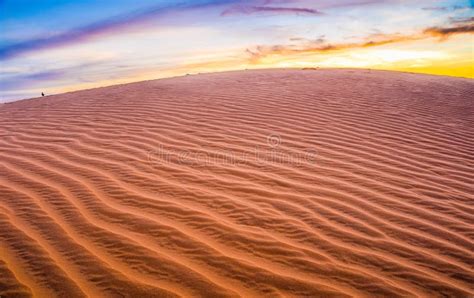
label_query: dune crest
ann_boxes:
[1,69,473,297]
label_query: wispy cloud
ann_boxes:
[0,0,401,61]
[422,5,470,11]
[246,34,418,63]
[0,0,243,60]
[449,16,474,24]
[0,62,102,90]
[246,20,474,63]
[221,5,323,16]
[221,0,393,16]
[424,23,474,39]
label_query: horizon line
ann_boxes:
[2,67,472,105]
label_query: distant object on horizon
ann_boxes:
[41,92,45,97]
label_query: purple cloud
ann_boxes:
[221,0,391,16]
[221,6,323,16]
[221,5,323,16]
[0,0,244,60]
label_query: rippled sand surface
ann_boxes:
[0,69,473,297]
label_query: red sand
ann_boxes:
[0,69,473,297]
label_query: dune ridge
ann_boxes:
[0,69,473,297]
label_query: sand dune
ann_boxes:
[0,69,473,297]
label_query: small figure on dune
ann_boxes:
[41,92,45,97]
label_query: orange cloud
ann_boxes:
[246,22,474,63]
[424,24,474,39]
[246,34,420,63]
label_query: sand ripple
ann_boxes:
[0,69,473,297]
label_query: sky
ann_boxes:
[0,0,473,102]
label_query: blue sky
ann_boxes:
[0,0,472,102]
